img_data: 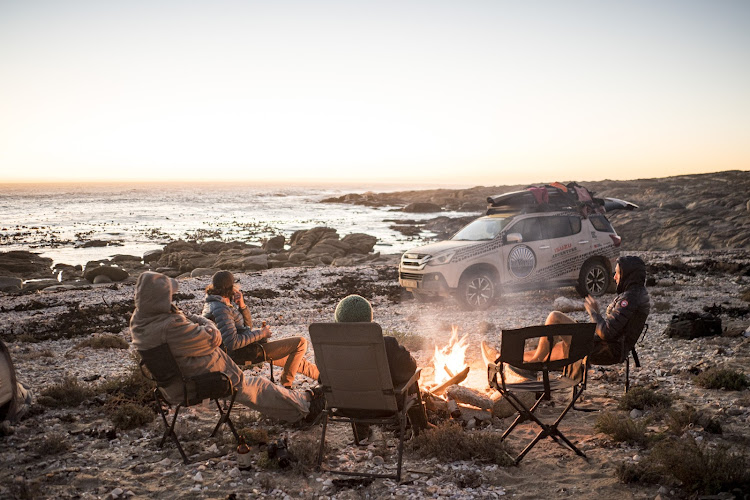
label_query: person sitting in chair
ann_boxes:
[333,294,431,443]
[202,271,319,390]
[482,256,650,373]
[131,271,323,424]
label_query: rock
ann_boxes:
[290,227,341,254]
[92,274,113,284]
[372,455,385,466]
[288,252,307,264]
[492,392,536,418]
[142,249,163,263]
[81,240,109,248]
[554,296,584,313]
[213,252,268,271]
[0,276,23,292]
[192,471,203,483]
[341,233,377,254]
[20,279,61,292]
[110,254,141,263]
[157,251,216,273]
[403,202,442,213]
[263,235,285,253]
[84,265,129,283]
[162,240,198,254]
[0,251,54,279]
[629,409,643,419]
[190,267,218,278]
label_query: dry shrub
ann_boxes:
[667,405,722,435]
[694,368,749,391]
[239,427,269,445]
[410,421,514,466]
[595,412,648,446]
[647,437,750,495]
[652,301,671,312]
[618,386,672,411]
[386,329,428,352]
[289,433,325,470]
[740,288,750,303]
[17,349,54,361]
[110,402,154,430]
[34,432,72,455]
[75,334,128,350]
[39,376,93,408]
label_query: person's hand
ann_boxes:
[261,324,272,340]
[584,295,600,316]
[233,287,246,308]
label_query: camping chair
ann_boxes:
[138,344,239,464]
[487,323,596,464]
[623,323,648,393]
[309,322,423,482]
[237,341,275,384]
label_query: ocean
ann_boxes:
[0,182,463,267]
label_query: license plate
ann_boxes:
[402,279,418,288]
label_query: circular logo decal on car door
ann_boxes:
[509,245,536,278]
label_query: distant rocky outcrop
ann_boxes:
[323,170,750,251]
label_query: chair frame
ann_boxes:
[488,323,596,464]
[138,344,240,464]
[624,323,648,393]
[309,322,423,482]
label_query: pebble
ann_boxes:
[372,455,385,466]
[192,472,203,483]
[629,409,643,419]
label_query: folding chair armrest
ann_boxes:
[394,368,422,396]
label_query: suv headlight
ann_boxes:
[427,251,456,266]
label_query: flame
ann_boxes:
[432,325,469,386]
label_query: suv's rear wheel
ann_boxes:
[457,271,497,310]
[577,260,610,297]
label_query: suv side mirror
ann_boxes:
[506,233,523,243]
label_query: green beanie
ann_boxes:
[334,294,373,323]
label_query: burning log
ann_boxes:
[429,366,470,396]
[445,386,493,411]
[455,405,493,423]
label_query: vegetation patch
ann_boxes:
[410,421,514,466]
[741,288,750,303]
[618,386,672,411]
[109,402,154,430]
[694,368,749,391]
[652,300,671,312]
[34,432,72,455]
[595,412,648,446]
[75,334,128,350]
[667,405,722,435]
[38,377,93,408]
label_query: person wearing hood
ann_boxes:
[482,255,650,369]
[202,271,319,390]
[130,271,323,424]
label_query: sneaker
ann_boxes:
[302,385,326,426]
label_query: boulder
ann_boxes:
[263,235,285,253]
[111,254,141,263]
[81,240,109,248]
[191,267,218,278]
[0,276,23,292]
[403,202,442,213]
[289,227,339,252]
[288,252,307,264]
[84,265,129,283]
[0,251,54,279]
[341,233,377,255]
[155,267,181,277]
[306,239,350,258]
[200,241,245,254]
[213,253,268,271]
[157,251,216,273]
[162,240,198,254]
[92,274,113,284]
[143,249,163,263]
[20,279,61,293]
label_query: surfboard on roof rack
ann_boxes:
[485,183,638,216]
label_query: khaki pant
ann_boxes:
[231,336,320,388]
[236,373,310,422]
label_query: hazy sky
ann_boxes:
[1,0,748,185]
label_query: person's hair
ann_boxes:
[206,270,234,298]
[334,294,373,322]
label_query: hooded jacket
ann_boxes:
[202,295,268,353]
[590,256,651,363]
[130,272,244,403]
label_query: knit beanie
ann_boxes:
[333,294,373,323]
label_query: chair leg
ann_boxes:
[395,412,407,483]
[165,404,189,464]
[211,390,239,441]
[625,356,630,394]
[316,411,329,469]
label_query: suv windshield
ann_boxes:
[451,217,508,241]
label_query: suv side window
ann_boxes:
[589,215,614,233]
[542,215,580,239]
[510,217,543,242]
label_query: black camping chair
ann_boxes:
[624,323,648,393]
[488,323,595,464]
[138,344,239,464]
[309,322,425,482]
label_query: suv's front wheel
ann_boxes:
[457,271,497,310]
[577,260,610,297]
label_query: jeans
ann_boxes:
[230,336,319,388]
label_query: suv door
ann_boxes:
[539,215,586,286]
[500,216,554,289]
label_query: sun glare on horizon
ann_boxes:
[1,1,749,186]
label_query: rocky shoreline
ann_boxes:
[1,249,749,499]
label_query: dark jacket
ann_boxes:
[384,337,418,386]
[202,294,268,353]
[590,256,651,363]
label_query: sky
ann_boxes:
[1,0,748,186]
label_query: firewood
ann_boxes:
[445,385,493,411]
[455,405,493,423]
[430,366,470,396]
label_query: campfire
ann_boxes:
[421,325,529,425]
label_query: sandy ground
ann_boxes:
[1,250,749,499]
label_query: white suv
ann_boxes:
[398,186,635,310]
